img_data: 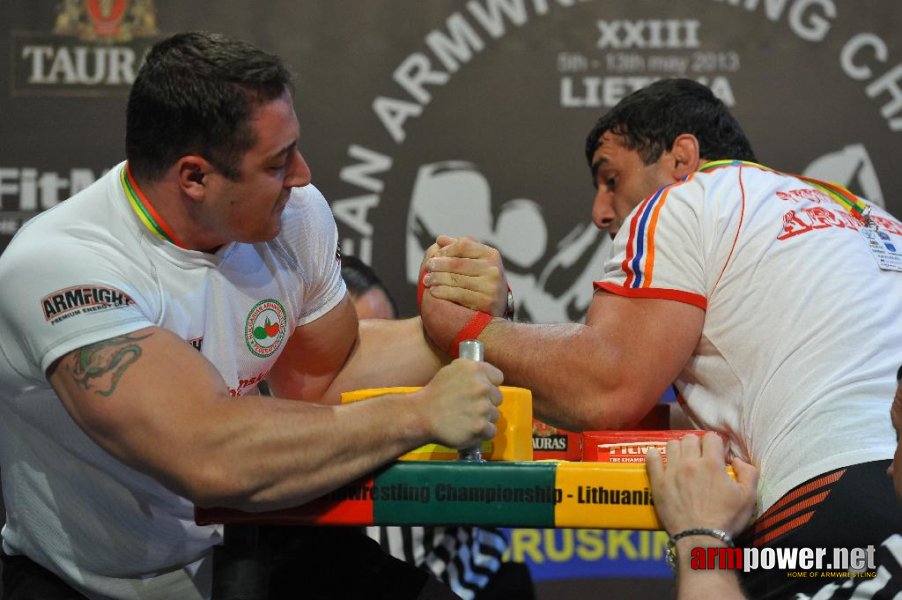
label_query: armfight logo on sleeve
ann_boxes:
[42,285,134,324]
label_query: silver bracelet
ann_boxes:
[665,528,735,570]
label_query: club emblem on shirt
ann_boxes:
[245,299,287,358]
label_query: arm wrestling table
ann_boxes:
[196,387,728,598]
[196,386,672,532]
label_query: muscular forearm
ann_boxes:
[318,317,445,403]
[422,282,701,431]
[192,323,495,510]
[184,389,435,511]
[480,319,654,431]
[197,351,501,510]
[54,349,437,512]
[52,323,498,515]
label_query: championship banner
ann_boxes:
[195,461,665,530]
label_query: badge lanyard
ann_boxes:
[700,160,902,272]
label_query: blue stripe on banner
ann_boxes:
[504,528,672,582]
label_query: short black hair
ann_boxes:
[340,256,399,318]
[585,78,756,171]
[126,31,293,182]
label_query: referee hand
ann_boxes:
[646,432,758,537]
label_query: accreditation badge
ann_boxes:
[860,226,902,272]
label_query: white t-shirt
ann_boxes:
[598,162,902,513]
[0,163,345,599]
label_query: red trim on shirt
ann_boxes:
[714,166,747,289]
[594,281,708,311]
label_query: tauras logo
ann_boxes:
[533,435,568,451]
[55,0,157,43]
[12,0,159,96]
[42,285,134,322]
[20,44,146,87]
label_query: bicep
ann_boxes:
[266,293,359,402]
[267,295,443,404]
[586,291,703,405]
[48,326,229,491]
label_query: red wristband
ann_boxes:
[418,267,494,358]
[448,311,493,358]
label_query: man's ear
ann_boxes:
[669,134,702,180]
[178,156,210,200]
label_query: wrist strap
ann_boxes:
[417,267,498,358]
[665,528,734,570]
[448,312,493,358]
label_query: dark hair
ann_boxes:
[126,31,293,182]
[340,256,399,318]
[585,78,756,169]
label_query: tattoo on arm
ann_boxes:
[68,332,153,397]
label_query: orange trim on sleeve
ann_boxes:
[594,281,708,311]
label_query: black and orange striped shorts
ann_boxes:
[737,459,901,599]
